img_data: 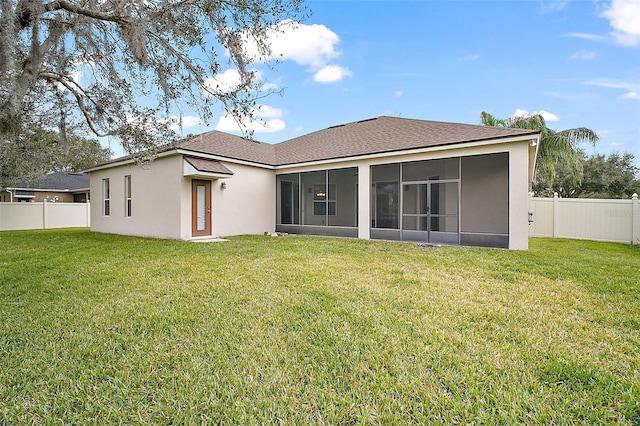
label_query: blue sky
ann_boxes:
[109,0,640,164]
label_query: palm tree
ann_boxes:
[480,111,599,190]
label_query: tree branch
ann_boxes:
[40,71,117,138]
[43,0,129,24]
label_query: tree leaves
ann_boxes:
[1,0,306,170]
[480,111,599,190]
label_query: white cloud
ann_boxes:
[394,90,403,98]
[254,104,284,118]
[203,69,242,94]
[570,50,596,60]
[585,78,640,100]
[621,91,640,100]
[202,68,279,97]
[169,115,201,130]
[542,0,569,12]
[215,104,286,134]
[600,0,640,47]
[241,19,351,84]
[243,20,339,67]
[313,65,352,83]
[513,109,559,122]
[564,32,606,41]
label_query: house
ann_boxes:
[2,172,90,203]
[85,116,540,249]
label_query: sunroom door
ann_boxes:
[401,182,459,244]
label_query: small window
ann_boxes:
[102,178,110,216]
[124,175,132,217]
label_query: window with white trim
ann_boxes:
[124,175,132,217]
[102,178,110,216]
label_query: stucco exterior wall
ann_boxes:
[508,141,531,250]
[90,155,184,239]
[201,162,275,238]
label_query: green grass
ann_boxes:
[1,229,639,424]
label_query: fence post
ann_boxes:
[42,199,48,229]
[553,192,559,238]
[633,193,639,245]
[86,200,91,227]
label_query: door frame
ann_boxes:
[401,180,459,244]
[191,179,212,237]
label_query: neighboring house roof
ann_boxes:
[6,172,90,191]
[86,116,541,170]
[184,157,234,175]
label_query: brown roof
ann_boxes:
[184,157,234,175]
[273,116,540,165]
[177,131,276,165]
[88,116,539,170]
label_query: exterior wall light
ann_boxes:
[221,182,227,190]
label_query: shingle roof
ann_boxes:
[177,131,276,165]
[8,172,89,191]
[184,156,234,175]
[89,116,540,170]
[273,116,540,165]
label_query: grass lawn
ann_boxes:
[1,229,639,424]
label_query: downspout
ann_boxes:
[5,189,13,203]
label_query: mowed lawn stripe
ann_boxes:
[1,229,638,424]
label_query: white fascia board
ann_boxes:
[84,148,274,172]
[83,158,136,172]
[273,135,538,171]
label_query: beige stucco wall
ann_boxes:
[90,155,184,239]
[508,141,532,250]
[91,155,275,240]
[190,162,275,238]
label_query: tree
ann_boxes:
[0,127,111,187]
[480,111,599,190]
[531,151,640,198]
[580,152,639,198]
[0,0,306,162]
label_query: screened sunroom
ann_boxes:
[370,153,509,247]
[276,153,510,248]
[276,167,359,237]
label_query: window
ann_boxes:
[102,178,110,216]
[313,183,336,216]
[124,175,132,217]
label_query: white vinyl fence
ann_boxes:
[529,194,639,245]
[0,202,90,231]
